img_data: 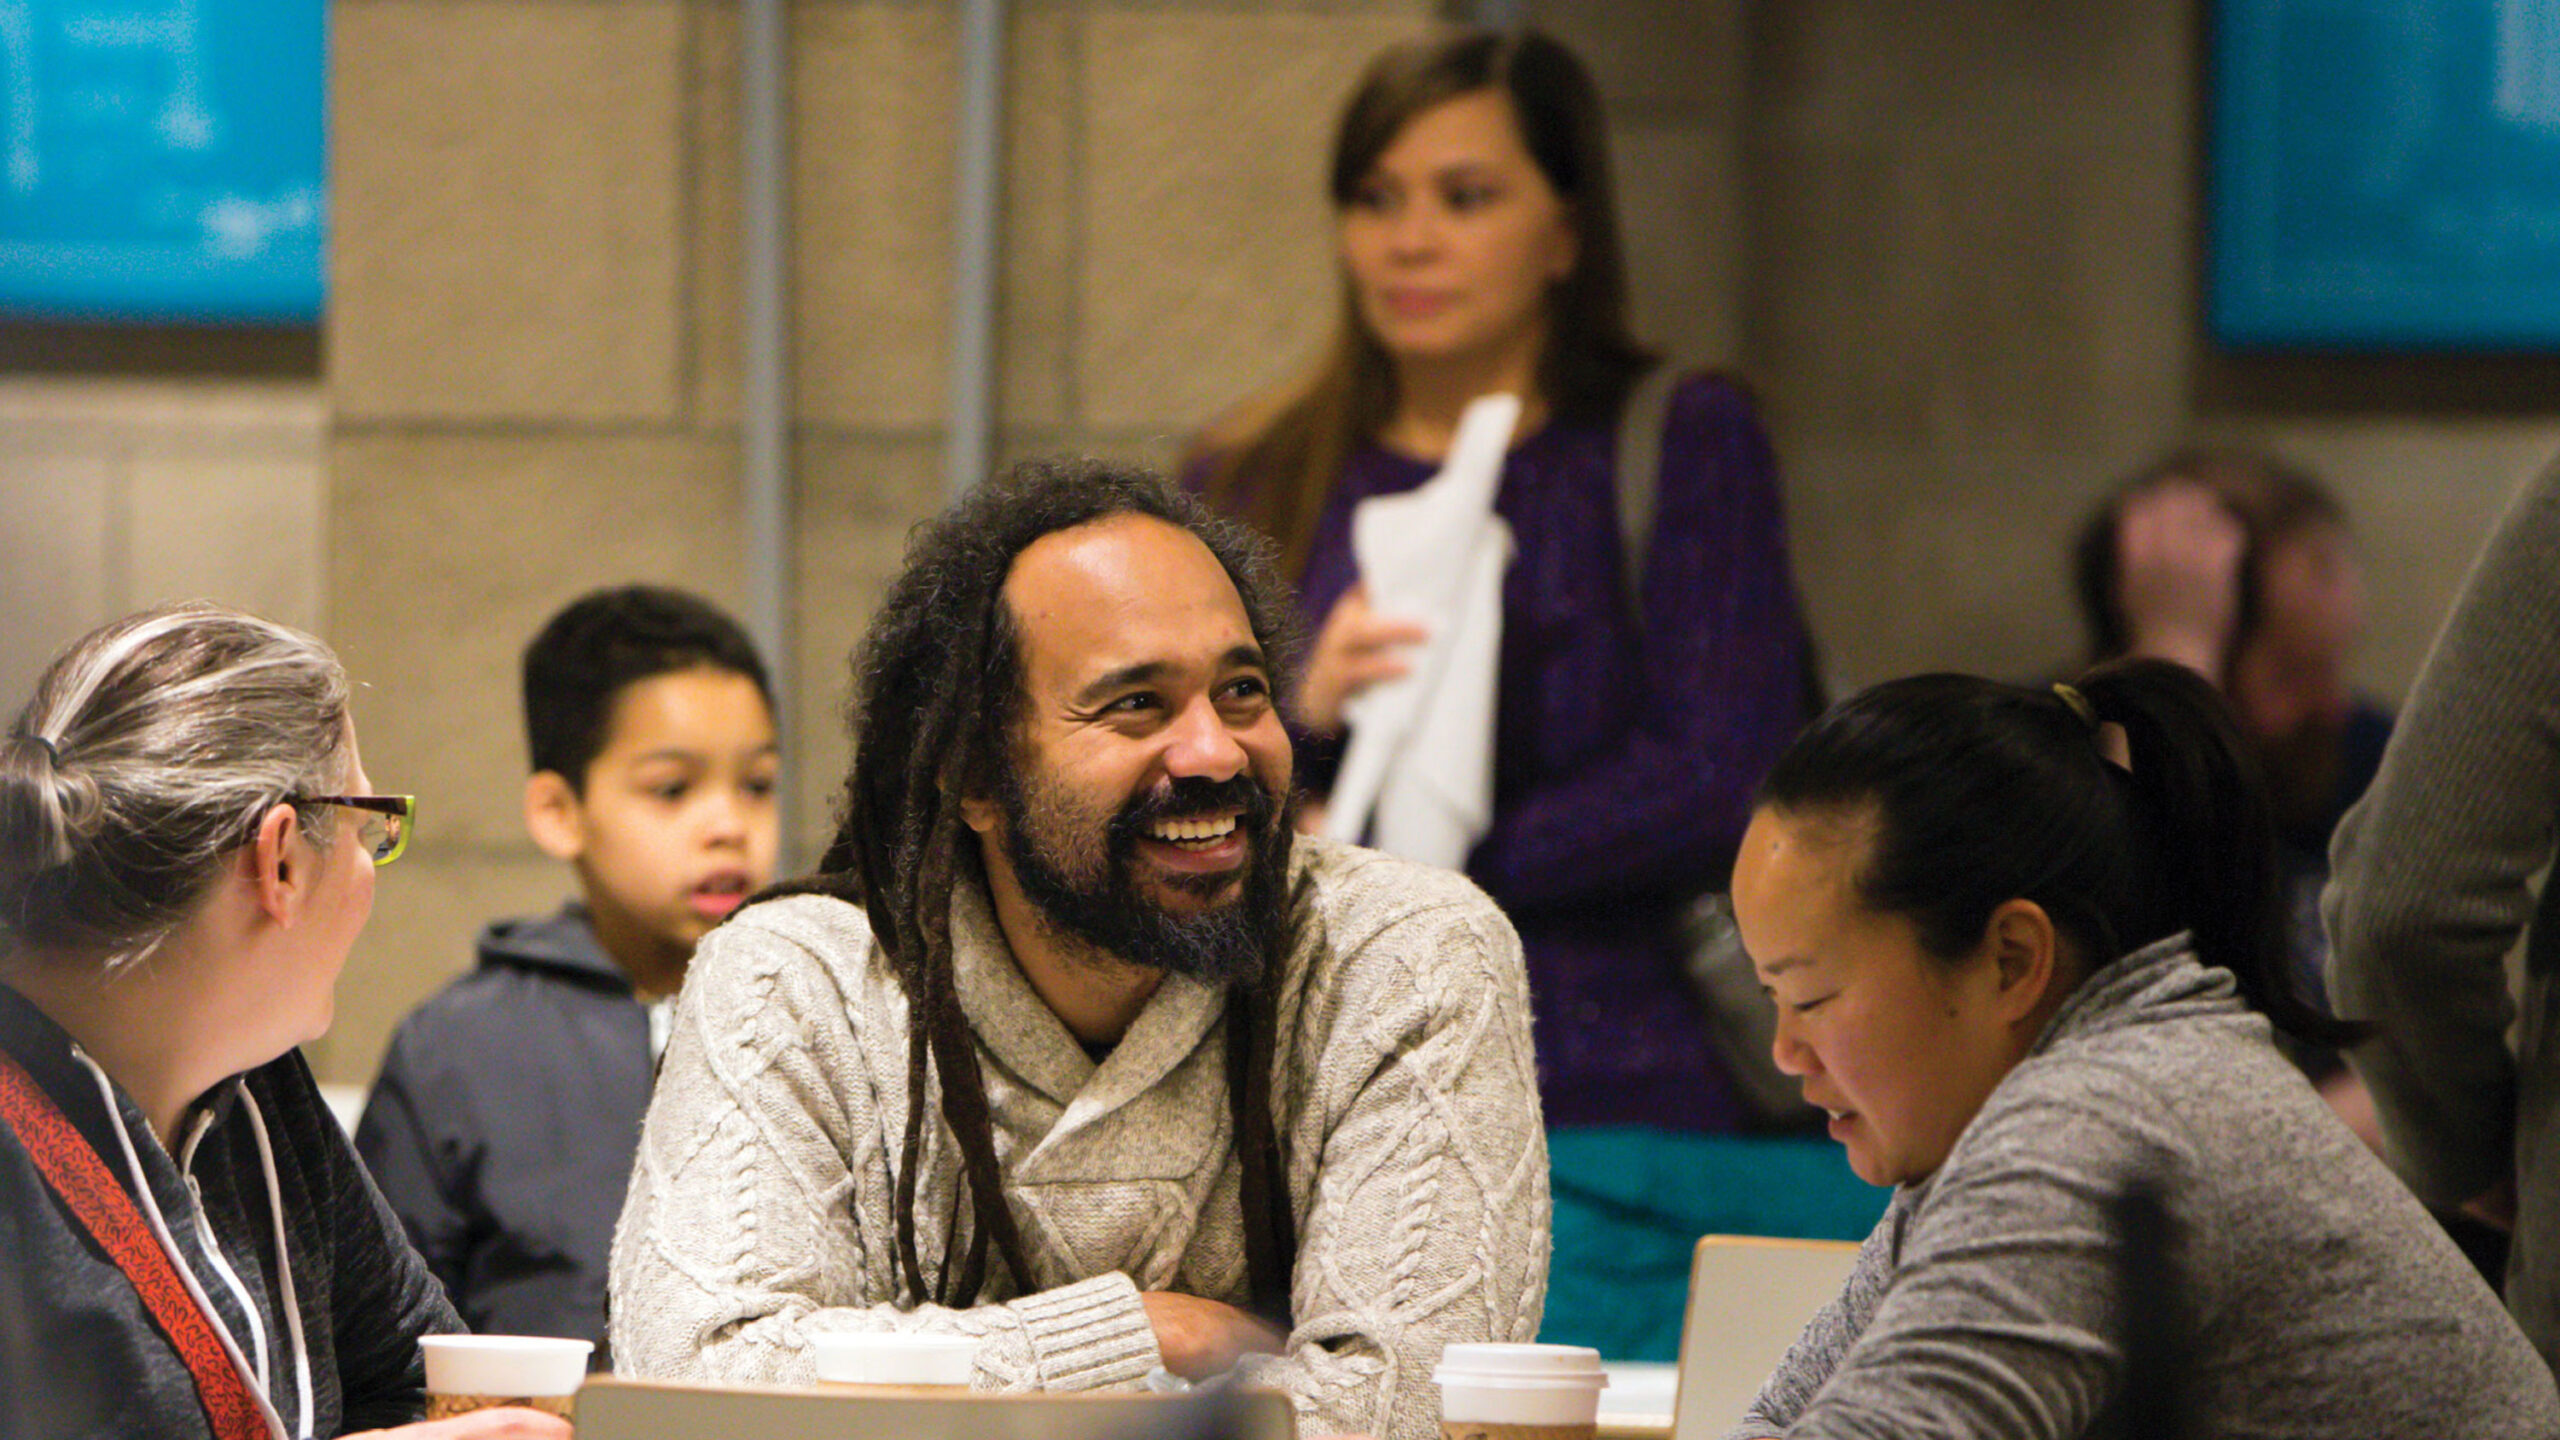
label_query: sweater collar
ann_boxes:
[946,878,1226,1111]
[1889,933,2251,1214]
[0,980,223,1214]
[2029,931,2247,1061]
[0,980,116,1141]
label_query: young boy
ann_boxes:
[356,585,780,1359]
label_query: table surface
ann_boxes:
[1599,1360,1677,1436]
[565,1361,1686,1439]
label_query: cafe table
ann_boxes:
[1599,1359,1677,1440]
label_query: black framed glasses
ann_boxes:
[293,794,416,867]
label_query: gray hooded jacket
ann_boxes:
[355,904,652,1360]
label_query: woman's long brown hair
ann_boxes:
[1199,26,1655,576]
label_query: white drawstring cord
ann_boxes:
[177,1110,275,1396]
[234,1085,315,1440]
[72,1046,291,1440]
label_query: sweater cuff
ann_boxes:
[1007,1271,1159,1391]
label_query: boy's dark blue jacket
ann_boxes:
[355,904,653,1363]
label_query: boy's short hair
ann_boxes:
[522,585,773,789]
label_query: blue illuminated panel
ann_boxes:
[2212,0,2560,350]
[0,0,325,325]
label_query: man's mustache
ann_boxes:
[1111,775,1275,841]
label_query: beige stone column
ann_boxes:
[1534,1,1751,370]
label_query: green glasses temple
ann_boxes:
[292,794,417,867]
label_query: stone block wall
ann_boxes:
[47,0,2521,1091]
[0,380,327,703]
[320,0,1433,1084]
[1735,3,2560,696]
[1537,0,1751,369]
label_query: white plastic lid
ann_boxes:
[1433,1342,1608,1389]
[809,1331,982,1386]
[418,1335,593,1397]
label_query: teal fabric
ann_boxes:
[1538,1125,1888,1362]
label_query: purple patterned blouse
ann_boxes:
[1194,373,1814,1131]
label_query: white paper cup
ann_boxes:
[809,1332,982,1388]
[417,1335,592,1419]
[1435,1343,1608,1434]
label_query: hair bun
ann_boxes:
[0,730,81,885]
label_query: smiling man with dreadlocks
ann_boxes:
[608,461,1548,1439]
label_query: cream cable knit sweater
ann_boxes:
[609,837,1549,1440]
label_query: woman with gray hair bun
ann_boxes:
[0,602,563,1440]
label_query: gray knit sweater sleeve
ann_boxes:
[1722,1206,1905,1440]
[2324,461,2560,1208]
[1718,1057,2161,1440]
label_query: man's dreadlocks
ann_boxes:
[769,458,1306,1322]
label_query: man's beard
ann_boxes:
[994,759,1295,989]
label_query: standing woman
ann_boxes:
[1190,27,1843,1355]
[0,604,562,1440]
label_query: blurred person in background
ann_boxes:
[1188,25,1851,1362]
[0,603,562,1440]
[2073,446,2390,1004]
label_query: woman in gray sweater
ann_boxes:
[1722,659,2558,1440]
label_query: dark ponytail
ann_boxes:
[2073,661,2361,1044]
[1758,658,2367,1049]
